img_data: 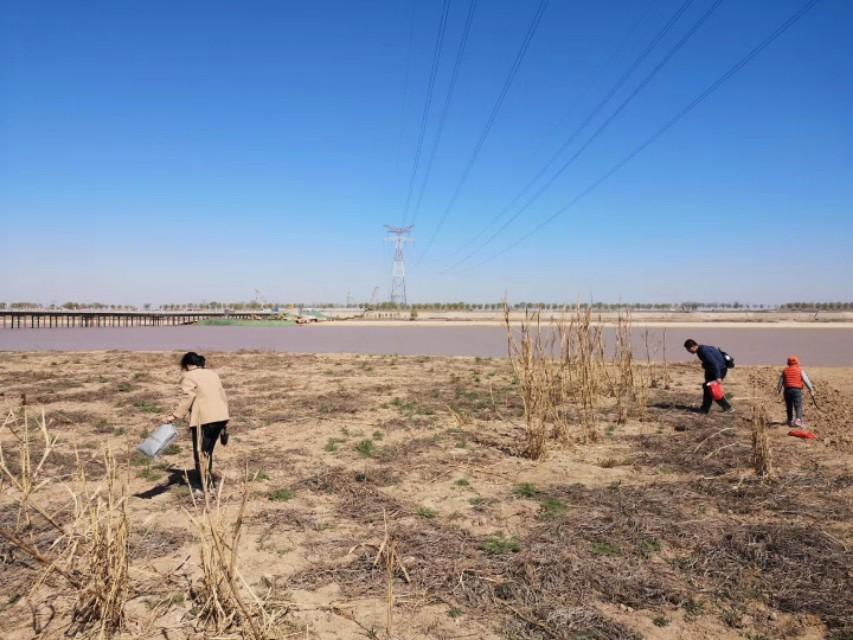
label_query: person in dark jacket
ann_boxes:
[684,339,733,413]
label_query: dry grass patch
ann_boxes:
[0,445,131,638]
[184,485,284,638]
[0,407,58,530]
[129,525,192,560]
[690,523,852,630]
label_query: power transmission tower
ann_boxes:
[384,225,414,306]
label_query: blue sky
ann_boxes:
[2,0,851,305]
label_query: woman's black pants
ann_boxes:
[190,421,227,488]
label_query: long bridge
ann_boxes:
[0,310,278,329]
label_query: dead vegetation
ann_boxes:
[751,403,774,478]
[66,449,131,637]
[291,472,852,638]
[0,413,288,639]
[0,407,57,530]
[129,525,191,560]
[0,430,131,638]
[505,309,551,458]
[504,305,656,458]
[295,466,408,525]
[185,483,282,639]
[691,523,852,630]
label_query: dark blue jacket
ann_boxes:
[697,345,727,380]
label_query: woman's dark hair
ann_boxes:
[180,352,206,370]
[683,339,698,349]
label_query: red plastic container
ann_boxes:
[788,429,816,440]
[707,381,724,401]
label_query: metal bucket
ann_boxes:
[137,423,178,459]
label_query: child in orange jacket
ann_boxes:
[776,355,815,427]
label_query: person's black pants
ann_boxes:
[784,388,803,424]
[190,421,227,488]
[700,371,731,413]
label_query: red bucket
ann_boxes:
[707,381,724,401]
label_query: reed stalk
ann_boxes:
[186,479,271,639]
[372,510,410,639]
[0,430,131,638]
[751,404,773,479]
[0,407,57,530]
[614,309,635,423]
[67,448,131,637]
[504,307,551,459]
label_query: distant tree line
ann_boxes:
[2,300,850,312]
[779,302,853,311]
[160,302,296,311]
[368,301,775,312]
[0,302,140,311]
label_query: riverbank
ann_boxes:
[321,319,853,328]
[325,308,853,325]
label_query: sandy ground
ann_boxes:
[0,352,851,639]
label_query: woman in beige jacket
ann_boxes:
[165,352,230,491]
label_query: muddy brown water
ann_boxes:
[1,325,852,366]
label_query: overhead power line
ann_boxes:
[401,0,452,226]
[395,0,419,170]
[410,0,479,227]
[451,0,719,269]
[548,0,659,136]
[474,0,822,267]
[452,0,695,259]
[415,0,550,265]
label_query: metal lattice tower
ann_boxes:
[384,225,414,306]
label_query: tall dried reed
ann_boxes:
[564,305,602,442]
[505,305,611,455]
[504,307,551,458]
[504,304,653,456]
[751,404,773,479]
[186,480,276,639]
[0,418,131,638]
[0,407,58,530]
[66,448,130,637]
[613,308,636,424]
[373,510,410,639]
[642,328,660,388]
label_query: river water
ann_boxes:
[1,325,852,366]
